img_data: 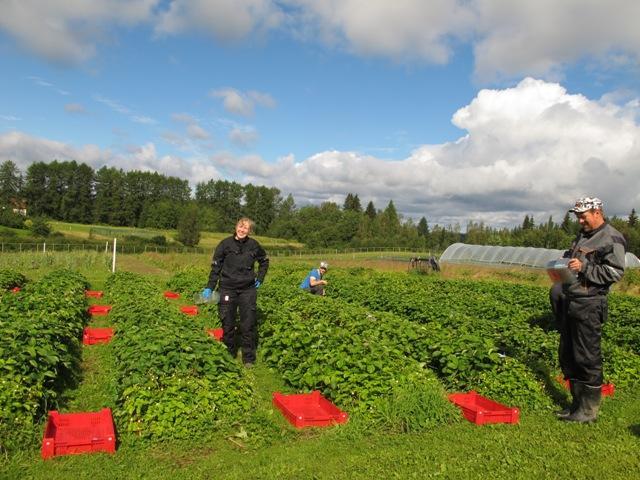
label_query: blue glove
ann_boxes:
[202,288,212,299]
[254,280,261,289]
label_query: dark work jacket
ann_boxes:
[206,235,269,290]
[562,222,626,298]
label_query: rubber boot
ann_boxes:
[561,383,601,423]
[556,380,579,418]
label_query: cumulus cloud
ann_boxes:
[0,1,157,64]
[471,0,640,82]
[155,0,283,40]
[212,78,640,227]
[287,0,473,63]
[2,79,639,228]
[210,88,276,117]
[5,1,640,82]
[0,131,221,186]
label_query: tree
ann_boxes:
[628,208,638,227]
[365,201,377,220]
[343,193,362,212]
[417,216,429,237]
[243,184,281,234]
[195,180,243,231]
[176,204,200,246]
[94,167,127,225]
[378,200,401,240]
[0,160,22,206]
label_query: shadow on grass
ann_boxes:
[629,424,640,437]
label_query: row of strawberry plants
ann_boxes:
[260,266,582,413]
[103,271,253,440]
[0,268,27,291]
[0,269,88,452]
[257,266,552,423]
[261,283,460,430]
[329,268,640,389]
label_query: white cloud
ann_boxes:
[229,127,259,148]
[287,0,473,63]
[155,0,283,40]
[5,0,640,83]
[172,112,197,124]
[170,112,211,141]
[0,1,158,64]
[210,78,640,227]
[210,88,276,117]
[472,0,640,82]
[187,124,211,140]
[2,79,639,227]
[0,131,221,186]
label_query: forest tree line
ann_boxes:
[1,159,639,254]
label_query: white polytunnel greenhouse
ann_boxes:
[439,243,640,269]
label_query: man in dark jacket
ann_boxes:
[202,217,269,367]
[550,197,626,423]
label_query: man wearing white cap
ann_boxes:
[552,197,626,423]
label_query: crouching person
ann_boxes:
[300,261,329,296]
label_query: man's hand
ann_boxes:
[568,258,583,272]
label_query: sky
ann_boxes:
[0,0,639,230]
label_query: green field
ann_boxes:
[1,252,639,479]
[48,221,304,251]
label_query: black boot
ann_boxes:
[556,380,579,418]
[561,383,601,423]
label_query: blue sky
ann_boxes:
[1,1,639,229]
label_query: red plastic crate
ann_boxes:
[164,291,180,299]
[87,305,112,316]
[83,327,115,345]
[273,391,349,428]
[448,391,520,425]
[180,305,198,316]
[41,408,116,459]
[207,328,223,341]
[85,290,104,298]
[558,377,615,397]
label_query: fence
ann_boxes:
[0,243,431,257]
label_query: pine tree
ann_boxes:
[417,216,429,237]
[0,160,22,206]
[628,208,638,227]
[365,201,377,220]
[343,193,362,212]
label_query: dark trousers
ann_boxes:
[551,284,607,387]
[305,285,325,296]
[218,287,257,363]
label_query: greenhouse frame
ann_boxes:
[440,243,640,269]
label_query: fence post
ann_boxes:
[112,238,117,273]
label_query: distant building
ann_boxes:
[9,198,27,216]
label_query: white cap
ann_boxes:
[319,261,329,270]
[569,197,603,213]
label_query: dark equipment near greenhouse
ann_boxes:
[408,256,440,273]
